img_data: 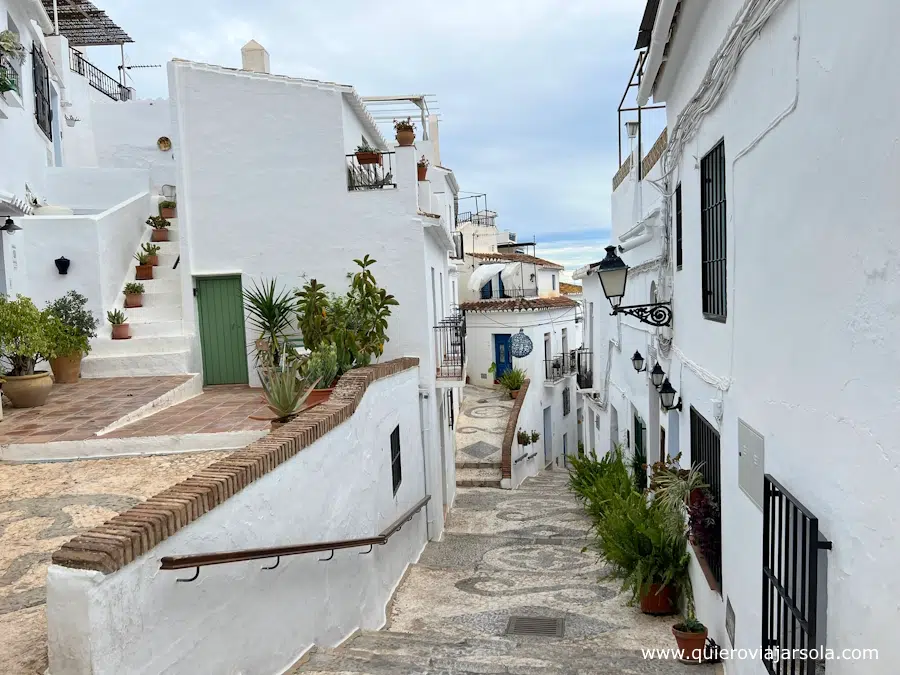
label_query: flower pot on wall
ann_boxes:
[2,372,53,407]
[49,353,83,384]
[672,624,709,663]
[396,130,415,146]
[355,151,382,166]
[417,164,428,181]
[135,264,153,281]
[150,229,169,242]
[510,389,520,400]
[306,388,334,407]
[111,324,130,340]
[160,206,176,219]
[124,292,143,308]
[639,584,677,616]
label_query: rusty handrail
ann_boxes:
[159,495,430,574]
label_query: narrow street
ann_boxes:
[297,471,716,673]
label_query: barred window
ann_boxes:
[700,141,726,320]
[675,183,683,270]
[390,425,402,495]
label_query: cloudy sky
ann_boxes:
[85,0,665,280]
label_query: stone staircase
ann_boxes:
[82,217,192,377]
[456,461,502,488]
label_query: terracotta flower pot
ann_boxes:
[672,625,708,663]
[111,324,130,340]
[150,229,169,242]
[306,388,334,407]
[639,584,677,615]
[2,371,53,408]
[147,255,159,266]
[135,264,153,281]
[124,293,143,308]
[396,129,415,146]
[417,164,428,181]
[355,151,382,166]
[510,389,520,399]
[49,353,83,384]
[160,206,177,218]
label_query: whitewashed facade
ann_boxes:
[580,1,900,672]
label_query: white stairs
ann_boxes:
[82,218,192,378]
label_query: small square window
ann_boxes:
[390,425,402,495]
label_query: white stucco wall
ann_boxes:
[42,167,150,211]
[47,367,428,675]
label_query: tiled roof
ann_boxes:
[459,296,578,312]
[469,252,564,270]
[559,282,583,295]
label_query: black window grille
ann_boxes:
[762,474,832,675]
[675,183,683,270]
[562,386,571,416]
[633,413,647,491]
[390,425,402,495]
[690,407,722,587]
[447,388,455,430]
[700,140,726,320]
[32,45,52,141]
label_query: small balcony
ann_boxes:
[346,151,396,191]
[69,48,131,102]
[456,210,496,228]
[544,352,577,384]
[434,310,466,384]
[479,286,539,300]
[575,349,593,389]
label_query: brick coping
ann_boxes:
[500,378,530,480]
[51,358,420,574]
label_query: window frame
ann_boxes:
[32,44,52,141]
[700,140,727,321]
[690,406,722,589]
[675,183,683,270]
[390,425,402,496]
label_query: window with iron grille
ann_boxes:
[390,425,402,495]
[700,141,726,320]
[32,45,52,141]
[690,407,722,587]
[562,386,571,416]
[675,183,683,270]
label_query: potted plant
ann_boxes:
[159,200,177,218]
[393,117,416,146]
[45,291,98,384]
[530,431,540,444]
[147,215,170,242]
[134,252,154,280]
[0,295,53,407]
[355,138,382,166]
[516,430,531,446]
[124,282,145,308]
[499,367,526,399]
[0,30,26,65]
[0,71,16,96]
[141,242,161,266]
[243,278,295,367]
[304,343,339,406]
[672,616,708,664]
[107,310,129,339]
[258,358,318,429]
[417,155,429,181]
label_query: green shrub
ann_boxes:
[0,295,52,375]
[498,367,526,392]
[631,444,648,493]
[45,291,97,341]
[305,343,339,389]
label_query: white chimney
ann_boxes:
[241,40,270,74]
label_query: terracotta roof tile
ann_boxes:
[469,252,565,270]
[559,282,582,295]
[459,296,577,312]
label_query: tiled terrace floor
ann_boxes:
[0,450,230,674]
[105,385,271,438]
[0,376,192,444]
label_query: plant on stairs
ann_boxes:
[141,242,161,266]
[45,291,98,384]
[159,200,177,219]
[0,295,54,407]
[124,282,145,308]
[134,252,154,281]
[147,214,170,242]
[107,309,129,340]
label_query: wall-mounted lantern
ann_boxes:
[1,217,22,234]
[659,378,682,411]
[631,350,646,373]
[54,256,70,274]
[593,245,672,327]
[650,362,666,388]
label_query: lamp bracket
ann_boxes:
[611,301,672,327]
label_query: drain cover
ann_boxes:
[505,616,565,637]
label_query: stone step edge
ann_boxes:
[455,461,502,470]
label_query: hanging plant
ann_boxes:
[0,30,26,65]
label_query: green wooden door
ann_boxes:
[196,275,249,385]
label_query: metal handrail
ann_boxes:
[69,47,131,102]
[160,495,430,577]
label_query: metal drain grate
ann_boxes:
[505,616,565,637]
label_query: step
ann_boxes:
[90,335,191,357]
[125,319,184,338]
[456,461,502,470]
[121,302,183,322]
[456,466,502,488]
[131,277,181,294]
[81,349,191,377]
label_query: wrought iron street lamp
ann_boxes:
[658,378,682,411]
[593,245,672,327]
[650,362,666,388]
[1,217,22,233]
[631,350,646,373]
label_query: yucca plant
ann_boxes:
[258,358,319,423]
[244,278,295,365]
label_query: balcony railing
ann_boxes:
[69,48,131,102]
[434,310,466,380]
[346,151,396,191]
[0,55,19,95]
[479,286,539,300]
[544,352,577,383]
[576,349,593,389]
[456,211,496,228]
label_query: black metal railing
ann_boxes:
[0,55,19,95]
[160,495,430,581]
[544,352,577,382]
[576,349,593,389]
[690,407,722,586]
[450,230,464,259]
[479,286,539,300]
[762,475,832,675]
[456,211,495,228]
[434,311,466,380]
[33,45,52,140]
[69,48,131,102]
[346,151,396,191]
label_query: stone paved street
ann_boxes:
[298,470,717,673]
[454,385,512,467]
[0,451,230,674]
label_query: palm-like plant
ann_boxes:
[244,278,295,365]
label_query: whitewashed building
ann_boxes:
[579,1,900,673]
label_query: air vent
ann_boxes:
[505,616,565,637]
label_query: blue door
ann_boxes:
[481,279,493,299]
[493,334,512,379]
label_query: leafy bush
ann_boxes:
[146,215,169,230]
[517,430,531,446]
[305,343,339,389]
[295,278,329,353]
[688,487,720,568]
[0,295,52,375]
[45,316,89,359]
[393,117,415,132]
[577,449,635,524]
[45,291,97,341]
[159,200,176,209]
[498,367,525,392]
[631,444,648,493]
[0,30,25,64]
[530,431,540,443]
